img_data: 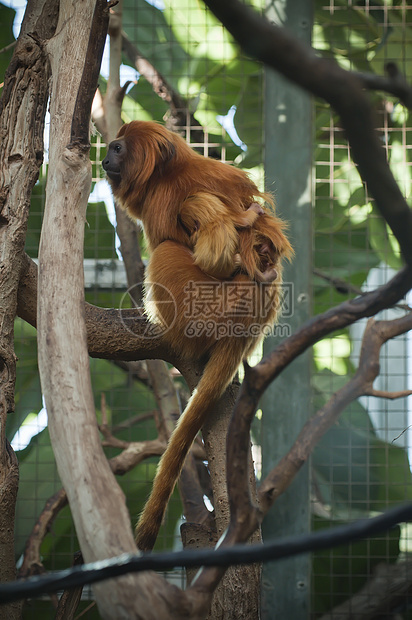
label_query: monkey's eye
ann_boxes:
[113,144,122,153]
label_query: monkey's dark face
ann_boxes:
[102,127,177,189]
[102,139,125,183]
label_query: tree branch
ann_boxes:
[70,0,108,145]
[355,61,412,110]
[17,253,175,363]
[202,0,412,265]
[19,488,68,578]
[0,0,59,616]
[37,0,197,616]
[121,32,220,156]
[258,313,412,514]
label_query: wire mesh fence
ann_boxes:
[311,2,412,617]
[2,0,412,618]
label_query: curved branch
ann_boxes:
[355,62,412,110]
[202,0,412,265]
[258,312,412,513]
[190,268,412,595]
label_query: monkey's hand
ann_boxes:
[235,202,265,229]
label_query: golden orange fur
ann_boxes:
[103,120,292,551]
[104,120,290,281]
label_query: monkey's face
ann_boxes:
[103,123,178,192]
[102,138,125,186]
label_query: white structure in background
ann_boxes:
[351,264,412,461]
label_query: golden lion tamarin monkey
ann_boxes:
[103,120,291,551]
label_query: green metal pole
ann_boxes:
[261,2,313,618]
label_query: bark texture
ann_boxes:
[0,1,58,617]
[36,0,208,617]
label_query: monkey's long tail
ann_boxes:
[135,341,246,551]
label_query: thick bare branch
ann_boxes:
[17,253,174,363]
[0,0,58,615]
[203,0,412,265]
[190,276,412,596]
[36,0,201,616]
[319,559,412,620]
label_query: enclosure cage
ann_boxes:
[1,0,412,618]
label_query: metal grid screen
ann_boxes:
[2,0,412,618]
[311,2,412,618]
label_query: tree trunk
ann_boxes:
[201,388,261,620]
[37,0,205,617]
[0,1,58,617]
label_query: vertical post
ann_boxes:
[261,1,312,618]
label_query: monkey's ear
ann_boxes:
[116,124,127,139]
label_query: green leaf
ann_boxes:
[315,230,380,275]
[368,213,402,270]
[314,2,381,71]
[121,81,168,125]
[163,0,237,63]
[313,271,370,316]
[389,133,412,200]
[122,0,189,93]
